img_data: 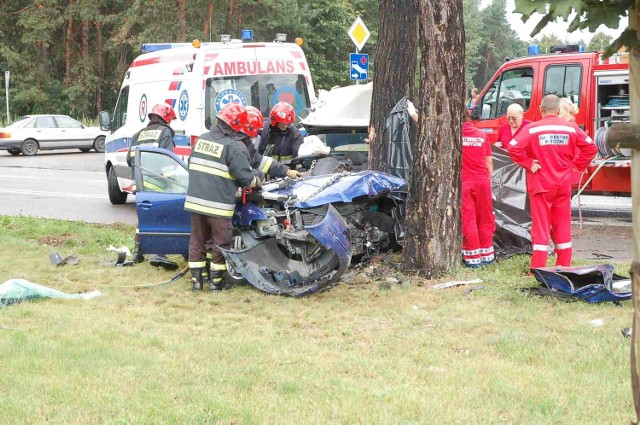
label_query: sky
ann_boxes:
[480,0,628,44]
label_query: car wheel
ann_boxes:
[93,136,105,153]
[79,148,91,153]
[225,236,248,286]
[20,139,38,156]
[108,166,128,205]
[8,149,20,156]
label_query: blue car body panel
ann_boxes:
[268,171,406,208]
[233,202,267,227]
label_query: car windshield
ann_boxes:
[4,116,32,129]
[204,74,311,129]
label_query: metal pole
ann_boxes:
[4,71,9,123]
[355,47,360,86]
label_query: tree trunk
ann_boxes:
[369,0,418,172]
[95,19,104,112]
[65,4,74,82]
[203,1,214,41]
[402,0,466,278]
[177,0,187,42]
[224,0,235,35]
[81,19,89,60]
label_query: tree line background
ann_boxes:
[0,0,612,122]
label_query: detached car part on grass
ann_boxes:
[132,147,406,297]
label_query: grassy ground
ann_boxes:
[0,215,634,424]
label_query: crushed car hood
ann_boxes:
[267,171,407,208]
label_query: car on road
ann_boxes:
[0,115,107,156]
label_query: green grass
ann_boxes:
[0,215,634,424]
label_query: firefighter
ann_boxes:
[258,102,304,163]
[184,103,262,291]
[508,95,597,269]
[244,106,300,179]
[461,113,495,267]
[129,103,177,265]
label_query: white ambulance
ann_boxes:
[100,33,316,204]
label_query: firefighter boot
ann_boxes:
[190,267,207,291]
[209,270,227,291]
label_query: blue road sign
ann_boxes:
[350,53,369,81]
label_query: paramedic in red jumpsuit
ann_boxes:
[508,95,597,269]
[461,117,495,267]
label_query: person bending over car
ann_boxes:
[184,103,263,291]
[244,106,300,179]
[129,103,177,268]
[258,102,304,164]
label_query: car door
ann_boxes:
[33,116,63,149]
[54,115,91,148]
[134,147,192,257]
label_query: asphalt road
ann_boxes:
[0,149,634,261]
[0,149,137,225]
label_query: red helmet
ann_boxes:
[269,102,295,126]
[149,103,177,124]
[242,106,265,138]
[217,103,248,133]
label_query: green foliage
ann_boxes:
[514,0,637,56]
[0,0,380,121]
[470,0,528,89]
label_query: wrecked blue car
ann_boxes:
[132,147,406,296]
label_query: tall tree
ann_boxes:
[368,0,418,172]
[473,0,526,88]
[402,0,466,277]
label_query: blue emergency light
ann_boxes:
[241,29,253,42]
[528,45,540,56]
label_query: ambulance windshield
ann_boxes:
[205,74,311,129]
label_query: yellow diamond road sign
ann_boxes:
[348,17,370,51]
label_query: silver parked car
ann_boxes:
[0,115,107,156]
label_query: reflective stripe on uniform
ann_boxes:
[277,155,293,161]
[185,195,235,212]
[259,156,274,174]
[189,261,207,268]
[189,163,235,180]
[190,157,231,173]
[528,125,576,135]
[184,201,235,217]
[143,181,164,192]
[555,241,572,250]
[211,263,227,271]
[533,244,549,251]
[211,277,223,282]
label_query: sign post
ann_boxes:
[4,71,9,123]
[347,17,371,84]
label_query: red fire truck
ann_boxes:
[471,48,631,213]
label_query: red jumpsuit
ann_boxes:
[461,122,495,267]
[508,116,597,269]
[496,119,532,150]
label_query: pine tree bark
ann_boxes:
[81,19,89,60]
[203,1,214,41]
[402,0,466,278]
[65,4,74,82]
[95,19,104,112]
[177,0,187,42]
[369,0,418,172]
[224,0,235,35]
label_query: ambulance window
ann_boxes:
[477,67,533,120]
[204,75,311,129]
[112,86,129,132]
[544,65,582,106]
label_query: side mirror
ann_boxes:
[99,111,111,131]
